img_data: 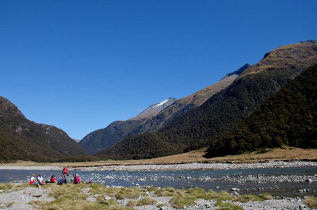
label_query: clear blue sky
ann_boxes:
[1,0,316,139]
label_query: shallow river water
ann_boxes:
[0,167,316,197]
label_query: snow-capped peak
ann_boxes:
[133,97,177,120]
[152,99,170,108]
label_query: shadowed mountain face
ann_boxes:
[206,64,317,157]
[0,96,88,162]
[80,65,248,154]
[98,42,317,160]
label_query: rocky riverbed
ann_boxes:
[0,161,316,171]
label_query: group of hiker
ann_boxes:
[29,167,80,189]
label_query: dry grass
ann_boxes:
[115,187,142,200]
[169,194,196,209]
[154,187,184,197]
[0,183,31,193]
[304,196,317,209]
[169,188,236,208]
[136,197,157,206]
[1,147,316,168]
[29,184,133,210]
[205,190,234,201]
[0,183,14,192]
[126,200,137,207]
[233,194,264,203]
[215,201,243,210]
[258,192,274,200]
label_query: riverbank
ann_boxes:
[0,147,317,171]
[0,161,316,172]
[0,183,316,209]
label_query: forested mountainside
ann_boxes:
[97,42,317,160]
[206,64,317,157]
[0,96,88,162]
[79,98,176,154]
[80,65,247,154]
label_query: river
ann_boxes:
[0,166,316,197]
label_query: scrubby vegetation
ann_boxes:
[99,67,300,160]
[207,64,317,157]
[0,96,88,162]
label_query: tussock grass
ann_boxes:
[14,183,31,191]
[115,187,142,200]
[205,190,234,201]
[0,183,14,192]
[258,192,274,200]
[126,200,137,207]
[146,186,158,192]
[6,202,14,207]
[187,188,206,199]
[30,184,133,210]
[170,194,196,209]
[88,183,110,194]
[169,188,236,208]
[48,184,87,200]
[97,195,117,205]
[0,183,32,193]
[30,199,131,210]
[157,203,165,208]
[136,197,157,206]
[154,187,184,197]
[304,196,317,209]
[233,194,264,203]
[215,201,243,210]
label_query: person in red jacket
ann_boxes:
[74,174,80,184]
[50,175,57,183]
[62,167,69,179]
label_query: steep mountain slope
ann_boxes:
[98,41,317,160]
[0,122,61,162]
[0,96,88,161]
[131,97,177,120]
[80,65,247,154]
[139,64,251,132]
[206,64,317,157]
[79,98,176,154]
[239,42,317,78]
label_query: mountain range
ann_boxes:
[1,41,317,162]
[0,96,88,162]
[97,41,317,160]
[207,63,317,157]
[79,64,250,154]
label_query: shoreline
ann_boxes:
[0,160,316,172]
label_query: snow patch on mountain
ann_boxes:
[133,97,177,120]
